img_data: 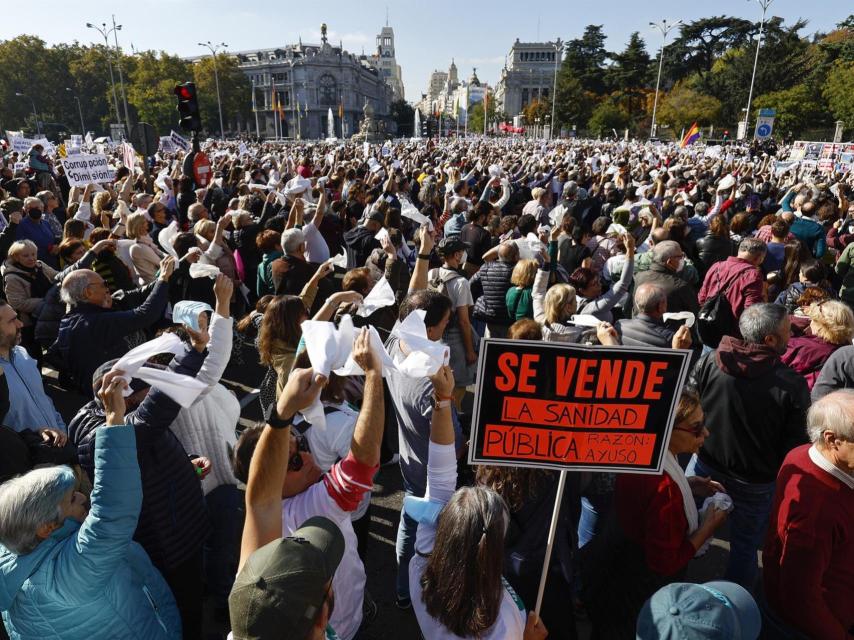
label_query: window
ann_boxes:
[318,73,338,105]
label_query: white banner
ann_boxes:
[61,154,113,187]
[170,130,191,152]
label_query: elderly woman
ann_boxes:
[128,212,165,285]
[581,388,729,639]
[194,217,238,283]
[782,300,854,390]
[505,259,538,321]
[2,239,57,356]
[0,374,181,639]
[567,233,635,323]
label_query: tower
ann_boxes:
[373,24,404,100]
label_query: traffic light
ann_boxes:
[174,82,201,132]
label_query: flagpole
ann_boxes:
[484,88,488,137]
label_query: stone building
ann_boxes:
[494,39,562,119]
[369,25,404,101]
[192,24,395,139]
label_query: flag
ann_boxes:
[271,89,278,114]
[278,94,285,120]
[680,122,700,148]
[121,142,136,169]
[453,96,459,118]
[338,102,344,119]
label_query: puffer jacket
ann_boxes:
[0,425,181,639]
[1,260,57,327]
[471,260,514,325]
[694,232,735,278]
[69,347,210,573]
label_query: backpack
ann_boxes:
[428,267,465,328]
[697,270,740,349]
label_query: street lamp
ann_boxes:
[198,41,228,139]
[110,16,131,129]
[743,0,774,140]
[86,21,122,126]
[15,92,40,135]
[66,88,86,134]
[649,19,682,139]
[549,39,562,140]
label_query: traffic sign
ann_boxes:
[193,151,211,187]
[130,122,158,158]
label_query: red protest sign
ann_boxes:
[468,340,691,474]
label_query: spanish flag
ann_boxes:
[271,90,277,113]
[680,122,700,148]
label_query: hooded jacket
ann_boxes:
[1,260,57,327]
[697,256,764,324]
[0,425,181,640]
[343,225,380,269]
[689,336,810,483]
[780,333,841,391]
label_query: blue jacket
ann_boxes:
[0,346,65,433]
[53,280,169,396]
[790,216,826,259]
[0,425,181,639]
[14,219,56,267]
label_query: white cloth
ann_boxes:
[392,310,450,377]
[663,450,699,534]
[357,277,396,317]
[189,262,220,279]
[663,311,696,328]
[111,333,208,407]
[809,444,854,490]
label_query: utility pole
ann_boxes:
[743,0,774,140]
[649,19,682,139]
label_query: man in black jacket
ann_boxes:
[687,302,810,591]
[343,209,383,269]
[617,282,677,348]
[69,331,210,640]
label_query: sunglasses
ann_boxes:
[674,422,706,438]
[287,434,310,472]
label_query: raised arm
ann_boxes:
[346,329,384,467]
[408,226,434,293]
[189,274,233,391]
[238,367,325,572]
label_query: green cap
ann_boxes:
[228,516,344,640]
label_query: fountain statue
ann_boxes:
[413,109,422,140]
[326,108,336,140]
[350,101,389,143]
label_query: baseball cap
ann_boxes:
[229,516,345,640]
[437,236,468,257]
[636,581,761,640]
[367,210,385,224]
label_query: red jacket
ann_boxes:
[781,333,841,390]
[698,256,764,321]
[615,472,696,577]
[763,445,854,639]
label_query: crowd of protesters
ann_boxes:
[0,132,850,640]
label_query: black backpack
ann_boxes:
[697,271,740,348]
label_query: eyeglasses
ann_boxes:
[287,434,310,472]
[674,422,706,437]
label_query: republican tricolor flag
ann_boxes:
[680,122,700,148]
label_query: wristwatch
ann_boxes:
[264,404,294,430]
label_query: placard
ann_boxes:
[61,154,113,186]
[468,340,691,474]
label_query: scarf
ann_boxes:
[662,450,699,534]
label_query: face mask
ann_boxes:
[28,208,42,220]
[460,251,468,265]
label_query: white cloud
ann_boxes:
[306,28,371,50]
[456,56,505,66]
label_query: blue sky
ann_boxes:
[2,0,850,101]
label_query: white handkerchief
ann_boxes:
[334,325,397,377]
[569,314,602,327]
[392,310,449,377]
[111,333,207,407]
[663,311,696,328]
[358,277,396,317]
[399,198,432,230]
[330,253,347,269]
[158,221,180,258]
[189,263,220,279]
[301,315,356,378]
[375,227,390,242]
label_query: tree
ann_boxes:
[553,61,592,130]
[522,98,550,124]
[823,61,854,129]
[564,25,610,94]
[606,32,652,123]
[754,84,831,136]
[467,98,495,135]
[126,51,191,134]
[664,16,754,81]
[587,101,630,136]
[192,54,251,136]
[390,99,415,137]
[657,82,721,132]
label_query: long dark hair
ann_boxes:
[420,486,508,637]
[476,466,554,512]
[257,295,307,364]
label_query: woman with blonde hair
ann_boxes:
[2,240,58,357]
[127,212,165,284]
[505,259,538,321]
[782,300,854,390]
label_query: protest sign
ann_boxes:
[9,136,35,154]
[170,130,191,152]
[61,154,113,186]
[468,339,691,474]
[159,136,176,153]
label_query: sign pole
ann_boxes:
[534,469,568,617]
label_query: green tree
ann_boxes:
[753,84,831,136]
[126,51,191,134]
[390,99,415,136]
[587,101,630,136]
[553,61,592,130]
[657,82,721,132]
[665,16,753,81]
[564,25,610,94]
[192,54,251,136]
[467,98,495,135]
[823,61,854,129]
[606,32,652,123]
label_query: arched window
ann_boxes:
[318,74,337,105]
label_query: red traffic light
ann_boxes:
[175,84,194,100]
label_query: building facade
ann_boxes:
[494,39,562,119]
[369,25,404,101]
[192,24,394,139]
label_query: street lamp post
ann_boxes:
[86,21,122,126]
[198,41,228,139]
[549,39,562,140]
[649,19,682,139]
[15,92,40,135]
[66,88,86,134]
[743,0,774,140]
[111,16,131,129]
